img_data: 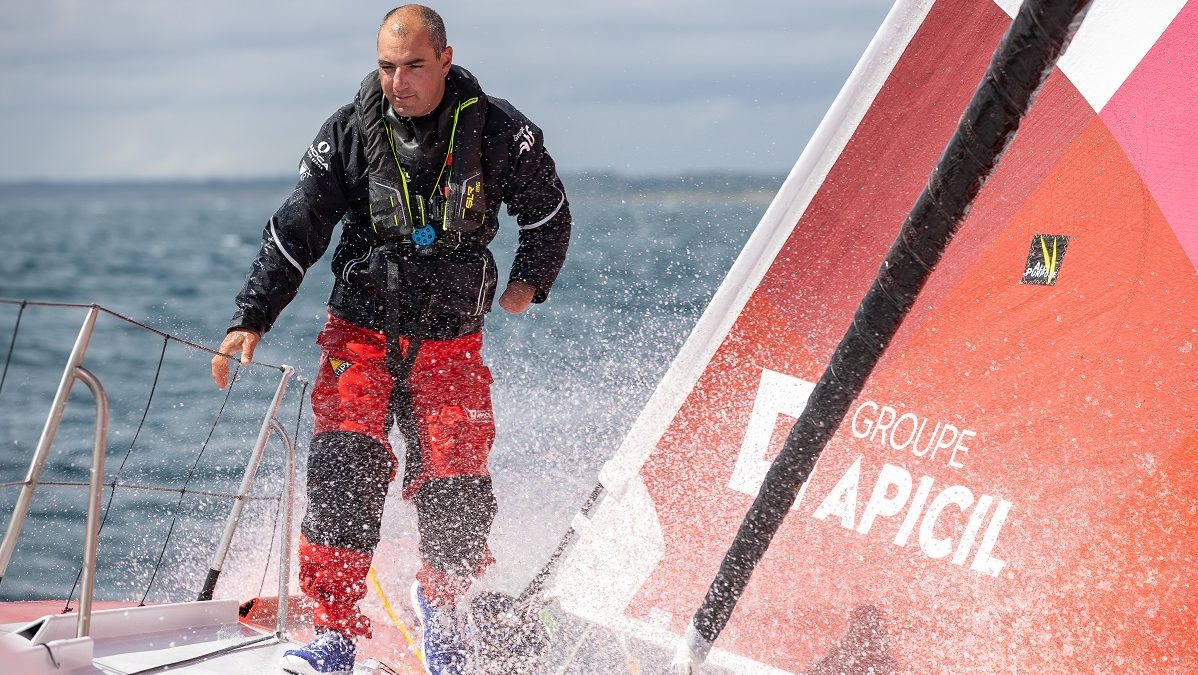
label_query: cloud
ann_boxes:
[0,0,891,181]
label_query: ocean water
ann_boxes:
[0,174,775,604]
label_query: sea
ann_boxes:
[0,174,776,605]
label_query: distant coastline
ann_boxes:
[0,171,782,191]
[0,171,784,207]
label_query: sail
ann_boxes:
[554,0,1198,672]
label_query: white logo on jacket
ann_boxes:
[514,125,535,155]
[306,142,331,171]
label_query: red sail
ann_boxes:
[557,1,1198,672]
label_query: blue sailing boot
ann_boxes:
[411,581,469,674]
[279,628,356,675]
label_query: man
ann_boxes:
[210,6,571,674]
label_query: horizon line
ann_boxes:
[0,169,786,189]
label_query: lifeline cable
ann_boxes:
[140,362,241,605]
[63,335,170,614]
[0,299,286,373]
[9,481,281,500]
[0,300,26,399]
[676,0,1095,668]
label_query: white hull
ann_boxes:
[0,600,295,674]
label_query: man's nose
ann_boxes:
[389,68,406,91]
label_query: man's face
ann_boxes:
[377,22,452,118]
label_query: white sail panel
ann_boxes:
[595,0,938,505]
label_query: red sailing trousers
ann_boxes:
[298,313,497,637]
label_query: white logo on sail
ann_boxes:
[728,368,816,510]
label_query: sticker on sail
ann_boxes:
[1021,234,1070,286]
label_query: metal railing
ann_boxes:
[0,301,300,640]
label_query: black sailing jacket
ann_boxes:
[229,66,571,340]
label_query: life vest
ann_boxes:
[357,65,489,253]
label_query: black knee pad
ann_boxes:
[413,476,498,577]
[300,430,393,553]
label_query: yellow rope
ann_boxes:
[367,566,422,662]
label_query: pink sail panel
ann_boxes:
[1101,0,1198,271]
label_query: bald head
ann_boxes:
[376,4,452,117]
[380,5,447,57]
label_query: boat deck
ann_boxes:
[0,599,422,674]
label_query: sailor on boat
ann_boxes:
[210,5,572,673]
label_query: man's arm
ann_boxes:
[497,113,572,309]
[211,106,357,387]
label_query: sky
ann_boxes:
[0,1,893,182]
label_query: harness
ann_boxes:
[358,66,489,256]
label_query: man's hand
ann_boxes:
[498,281,536,314]
[211,329,260,389]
